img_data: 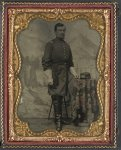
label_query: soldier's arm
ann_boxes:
[69,46,78,78]
[42,41,53,84]
[42,41,53,71]
[69,46,74,67]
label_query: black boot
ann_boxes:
[52,95,63,131]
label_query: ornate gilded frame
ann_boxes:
[0,2,117,148]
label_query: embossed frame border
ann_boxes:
[1,2,117,148]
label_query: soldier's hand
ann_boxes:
[70,67,79,79]
[74,73,79,79]
[73,73,79,79]
[44,69,53,85]
[48,78,53,85]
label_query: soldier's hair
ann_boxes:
[54,23,65,31]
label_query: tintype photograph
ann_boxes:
[17,19,100,132]
[0,2,117,148]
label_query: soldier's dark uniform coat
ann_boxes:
[42,37,74,96]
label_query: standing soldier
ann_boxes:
[42,23,78,131]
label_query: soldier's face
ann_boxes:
[55,26,66,39]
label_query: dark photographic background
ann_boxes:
[0,0,121,149]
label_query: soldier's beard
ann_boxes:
[57,35,65,40]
